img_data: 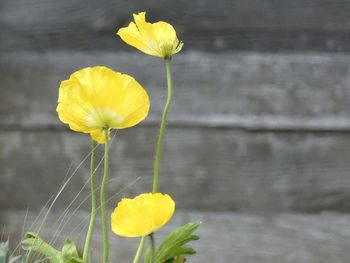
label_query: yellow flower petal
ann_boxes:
[57,66,150,144]
[111,193,175,237]
[117,12,183,58]
[117,22,160,57]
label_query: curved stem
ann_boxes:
[82,140,97,263]
[153,58,173,193]
[101,128,110,263]
[132,236,147,263]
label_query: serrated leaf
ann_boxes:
[61,239,81,263]
[144,221,201,263]
[22,232,61,263]
[22,233,82,263]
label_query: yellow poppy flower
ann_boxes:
[117,12,183,58]
[57,66,150,144]
[111,193,175,237]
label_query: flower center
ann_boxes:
[87,108,124,129]
[158,38,176,57]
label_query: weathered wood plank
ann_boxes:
[2,209,350,263]
[1,1,350,52]
[1,51,350,130]
[1,129,350,212]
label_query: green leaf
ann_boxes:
[144,247,152,263]
[22,232,61,263]
[0,241,9,263]
[22,233,83,263]
[145,221,201,263]
[69,257,83,263]
[0,241,22,263]
[61,239,82,263]
[172,255,186,263]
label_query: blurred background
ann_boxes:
[1,0,350,262]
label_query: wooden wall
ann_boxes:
[1,1,350,262]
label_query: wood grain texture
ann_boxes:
[1,0,350,52]
[1,51,350,130]
[2,209,350,263]
[1,129,350,212]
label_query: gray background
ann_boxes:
[1,1,350,262]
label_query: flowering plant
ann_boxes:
[15,12,200,263]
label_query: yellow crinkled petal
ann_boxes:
[111,193,175,237]
[57,79,94,134]
[56,66,150,144]
[133,12,155,40]
[117,22,161,57]
[116,12,183,58]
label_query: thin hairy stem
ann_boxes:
[133,236,147,263]
[24,148,94,262]
[101,128,110,263]
[83,140,98,263]
[153,58,173,193]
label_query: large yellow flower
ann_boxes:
[57,66,150,144]
[111,193,175,237]
[117,12,183,58]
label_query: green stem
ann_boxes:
[149,233,155,263]
[101,128,110,263]
[132,236,147,263]
[153,58,173,193]
[82,140,97,263]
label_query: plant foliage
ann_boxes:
[144,222,200,263]
[22,232,82,263]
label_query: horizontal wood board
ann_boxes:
[1,51,350,131]
[1,129,350,212]
[2,0,350,52]
[2,209,350,263]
